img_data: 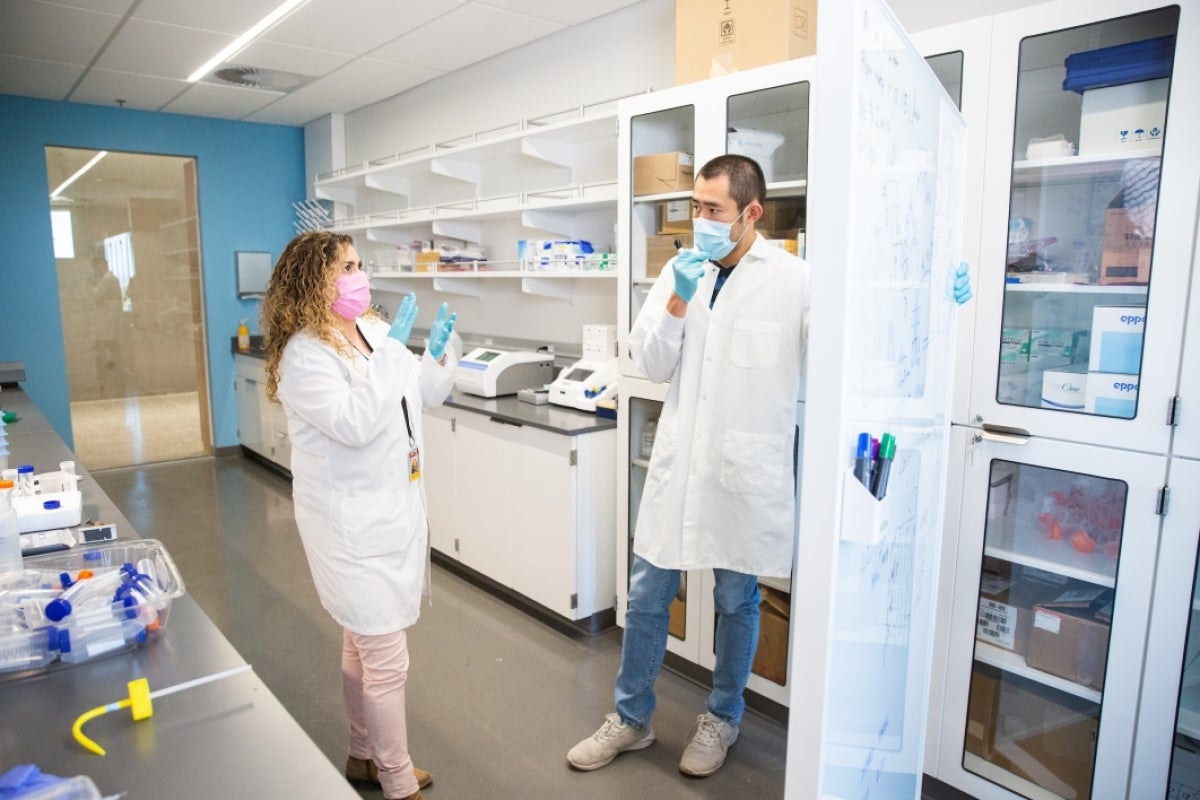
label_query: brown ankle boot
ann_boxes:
[345,756,432,789]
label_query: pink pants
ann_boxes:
[342,627,417,799]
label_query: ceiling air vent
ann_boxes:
[211,65,307,92]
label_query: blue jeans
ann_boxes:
[615,554,761,729]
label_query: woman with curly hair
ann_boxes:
[261,231,457,800]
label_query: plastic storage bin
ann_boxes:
[1062,35,1175,93]
[0,539,185,680]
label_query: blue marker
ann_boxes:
[854,433,872,488]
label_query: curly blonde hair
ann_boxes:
[261,231,362,402]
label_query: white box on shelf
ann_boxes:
[727,128,786,182]
[1041,366,1088,412]
[1085,372,1139,418]
[1088,306,1145,374]
[1078,78,1167,156]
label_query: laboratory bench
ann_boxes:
[0,386,358,799]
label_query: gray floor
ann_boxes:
[94,454,971,800]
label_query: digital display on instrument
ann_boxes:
[475,350,501,362]
[564,368,595,382]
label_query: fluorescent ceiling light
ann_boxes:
[186,0,311,83]
[50,151,108,199]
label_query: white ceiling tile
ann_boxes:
[132,0,285,35]
[32,0,133,15]
[263,0,465,55]
[93,17,235,79]
[0,54,84,100]
[371,3,561,73]
[245,57,443,124]
[0,0,123,65]
[161,81,282,120]
[471,0,641,26]
[233,39,354,77]
[70,67,190,110]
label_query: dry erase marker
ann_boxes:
[871,433,896,499]
[854,433,872,488]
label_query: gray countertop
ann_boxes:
[0,387,358,799]
[233,340,616,436]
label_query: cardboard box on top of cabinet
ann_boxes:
[633,152,694,197]
[675,0,818,85]
[971,676,1099,800]
[646,233,692,279]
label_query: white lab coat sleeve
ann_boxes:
[420,346,457,410]
[629,261,687,384]
[279,336,414,449]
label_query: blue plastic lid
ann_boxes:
[57,628,72,653]
[45,626,63,651]
[44,598,72,622]
[59,571,75,589]
[17,465,34,474]
[135,628,148,645]
[82,550,103,561]
[42,500,60,510]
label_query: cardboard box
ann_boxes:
[966,663,1002,757]
[983,679,1099,800]
[658,199,693,234]
[1085,372,1138,418]
[976,563,1067,658]
[675,0,818,85]
[1029,329,1089,362]
[646,233,691,278]
[757,198,806,232]
[414,251,439,272]
[1079,78,1167,156]
[1027,590,1112,691]
[751,585,789,686]
[633,152,694,196]
[1041,366,1088,412]
[1100,207,1154,285]
[1088,306,1145,373]
[1000,328,1029,359]
[668,575,687,639]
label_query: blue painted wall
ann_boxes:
[0,94,304,449]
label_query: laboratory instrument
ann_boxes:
[72,663,252,756]
[517,387,549,405]
[12,462,83,533]
[19,528,75,556]
[550,324,620,413]
[454,348,555,398]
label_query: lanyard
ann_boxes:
[400,397,415,448]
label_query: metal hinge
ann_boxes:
[569,450,577,466]
[1156,487,1170,516]
[1167,396,1181,426]
[454,537,460,553]
[570,593,578,610]
[451,418,456,433]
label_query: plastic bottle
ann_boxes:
[0,482,20,575]
[0,627,63,673]
[237,319,251,351]
[640,418,658,459]
[44,564,138,622]
[58,617,146,663]
[15,465,34,497]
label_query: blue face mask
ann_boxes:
[692,208,749,261]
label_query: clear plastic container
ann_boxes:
[0,627,62,673]
[640,418,658,459]
[59,617,147,663]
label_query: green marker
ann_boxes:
[871,433,896,500]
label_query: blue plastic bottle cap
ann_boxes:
[43,500,60,510]
[44,598,72,622]
[17,465,33,474]
[83,550,103,561]
[57,628,72,653]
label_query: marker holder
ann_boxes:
[839,467,886,545]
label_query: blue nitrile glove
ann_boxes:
[672,248,708,303]
[387,293,418,345]
[953,261,973,305]
[428,302,457,360]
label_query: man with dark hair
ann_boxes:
[568,154,810,778]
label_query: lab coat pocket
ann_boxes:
[337,493,411,559]
[719,431,788,496]
[731,320,782,369]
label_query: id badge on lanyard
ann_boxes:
[402,397,420,482]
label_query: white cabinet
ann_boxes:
[424,405,616,623]
[233,354,290,471]
[314,103,623,301]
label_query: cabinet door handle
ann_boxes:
[490,417,523,428]
[977,425,1030,446]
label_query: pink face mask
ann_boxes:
[331,271,371,320]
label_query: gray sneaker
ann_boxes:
[678,712,739,777]
[567,713,656,770]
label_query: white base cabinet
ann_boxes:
[423,406,616,623]
[233,354,290,471]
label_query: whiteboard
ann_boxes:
[787,0,966,796]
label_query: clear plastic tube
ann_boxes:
[0,627,60,672]
[44,565,136,622]
[59,617,146,663]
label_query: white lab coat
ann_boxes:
[277,317,456,634]
[630,234,809,578]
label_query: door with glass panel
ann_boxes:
[938,434,1165,800]
[968,2,1198,454]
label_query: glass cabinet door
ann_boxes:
[628,105,696,358]
[965,458,1130,800]
[1167,557,1200,798]
[994,8,1178,418]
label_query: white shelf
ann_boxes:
[759,575,792,594]
[371,268,615,300]
[1012,151,1161,187]
[985,508,1118,587]
[1004,281,1149,295]
[974,642,1102,703]
[372,269,616,280]
[984,544,1115,589]
[633,189,693,204]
